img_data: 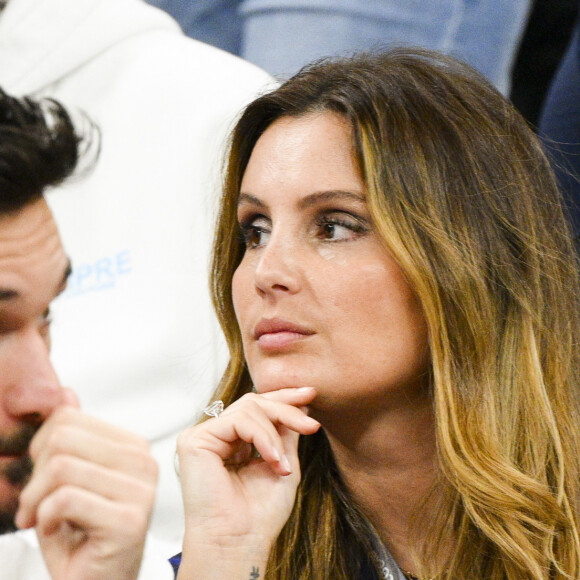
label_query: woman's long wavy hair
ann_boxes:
[208,48,580,579]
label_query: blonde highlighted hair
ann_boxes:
[209,48,580,579]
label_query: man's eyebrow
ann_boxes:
[0,259,72,302]
[57,259,73,295]
[0,288,17,301]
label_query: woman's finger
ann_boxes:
[196,394,317,446]
[221,391,319,434]
[180,412,288,476]
[179,391,320,476]
[257,386,317,405]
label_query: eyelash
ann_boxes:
[238,211,369,249]
[314,214,368,239]
[238,215,269,248]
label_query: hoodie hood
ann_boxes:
[0,0,180,94]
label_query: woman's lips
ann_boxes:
[254,318,314,351]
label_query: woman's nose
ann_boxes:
[253,235,302,296]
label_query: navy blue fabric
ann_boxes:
[169,552,382,579]
[360,552,382,579]
[539,6,580,245]
[169,553,181,578]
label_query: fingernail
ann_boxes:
[271,447,280,462]
[280,454,292,474]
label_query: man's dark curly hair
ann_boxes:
[0,88,86,213]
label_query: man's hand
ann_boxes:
[15,394,158,580]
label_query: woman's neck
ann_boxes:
[319,391,439,573]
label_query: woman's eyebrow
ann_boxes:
[237,190,365,211]
[237,192,267,209]
[297,190,365,210]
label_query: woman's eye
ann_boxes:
[239,216,271,249]
[246,227,264,247]
[316,214,368,241]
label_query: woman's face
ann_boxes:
[232,112,430,413]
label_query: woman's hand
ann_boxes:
[176,386,320,579]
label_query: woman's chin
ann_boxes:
[249,362,314,394]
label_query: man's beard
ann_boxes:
[0,423,39,534]
[0,510,18,534]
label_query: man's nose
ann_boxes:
[3,328,64,422]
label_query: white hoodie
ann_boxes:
[0,0,273,563]
[0,529,176,580]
